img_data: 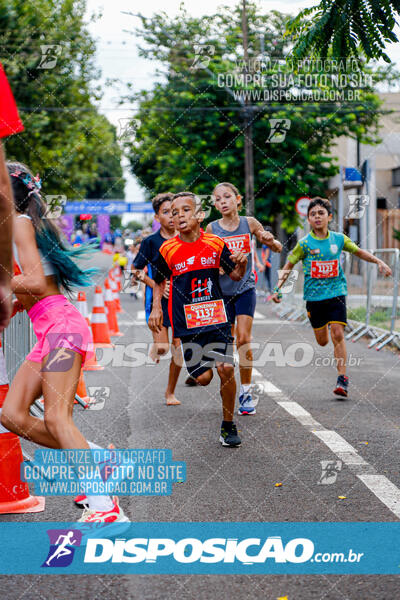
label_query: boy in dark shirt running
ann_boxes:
[132,193,182,405]
[148,192,247,447]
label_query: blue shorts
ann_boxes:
[145,297,171,329]
[224,287,256,324]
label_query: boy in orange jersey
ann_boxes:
[149,192,247,447]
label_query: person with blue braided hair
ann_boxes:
[1,162,129,524]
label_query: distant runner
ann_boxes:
[208,182,282,415]
[132,192,182,405]
[272,197,392,398]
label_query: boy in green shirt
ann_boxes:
[272,197,392,397]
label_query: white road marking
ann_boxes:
[277,401,321,430]
[258,378,400,518]
[358,475,400,515]
[252,368,262,378]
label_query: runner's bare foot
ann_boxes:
[166,394,181,406]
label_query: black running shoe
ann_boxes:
[333,375,349,398]
[219,422,242,447]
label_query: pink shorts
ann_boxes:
[27,295,94,365]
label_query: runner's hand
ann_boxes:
[271,292,281,304]
[229,251,247,266]
[261,231,274,245]
[271,286,283,304]
[378,260,392,278]
[148,308,163,333]
[162,280,170,299]
[11,298,24,318]
[272,240,283,252]
[132,269,144,282]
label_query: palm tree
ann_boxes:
[288,0,400,62]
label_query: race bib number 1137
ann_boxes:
[184,299,227,329]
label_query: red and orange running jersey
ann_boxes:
[154,230,236,337]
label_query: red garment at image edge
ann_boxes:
[0,63,24,138]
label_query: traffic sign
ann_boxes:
[295,197,311,218]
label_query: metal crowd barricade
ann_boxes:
[1,310,88,410]
[366,249,400,350]
[276,264,306,321]
[1,311,35,382]
[344,250,370,341]
[276,248,400,353]
[341,249,400,350]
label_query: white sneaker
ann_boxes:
[78,497,129,523]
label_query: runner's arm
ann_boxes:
[342,234,392,277]
[271,242,304,303]
[148,253,172,333]
[148,281,166,333]
[354,249,392,277]
[0,143,13,330]
[253,241,264,272]
[220,243,247,281]
[131,268,155,289]
[11,218,47,295]
[131,236,156,288]
[0,143,12,284]
[247,216,282,252]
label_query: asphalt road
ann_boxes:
[1,251,400,599]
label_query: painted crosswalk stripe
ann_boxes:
[258,378,400,519]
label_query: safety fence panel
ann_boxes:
[365,249,400,350]
[1,311,35,382]
[276,264,306,321]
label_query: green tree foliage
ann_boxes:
[125,3,383,231]
[0,0,124,199]
[288,0,400,62]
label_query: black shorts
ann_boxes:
[224,287,257,324]
[180,326,234,379]
[306,295,347,330]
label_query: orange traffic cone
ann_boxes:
[76,291,90,326]
[76,292,104,371]
[83,347,104,372]
[109,274,123,314]
[109,268,123,313]
[75,369,91,404]
[90,286,113,348]
[0,345,45,514]
[0,432,46,514]
[104,279,123,337]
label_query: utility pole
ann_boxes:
[242,0,255,216]
[123,9,256,215]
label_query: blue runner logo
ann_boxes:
[42,529,82,567]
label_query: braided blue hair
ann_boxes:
[8,161,99,292]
